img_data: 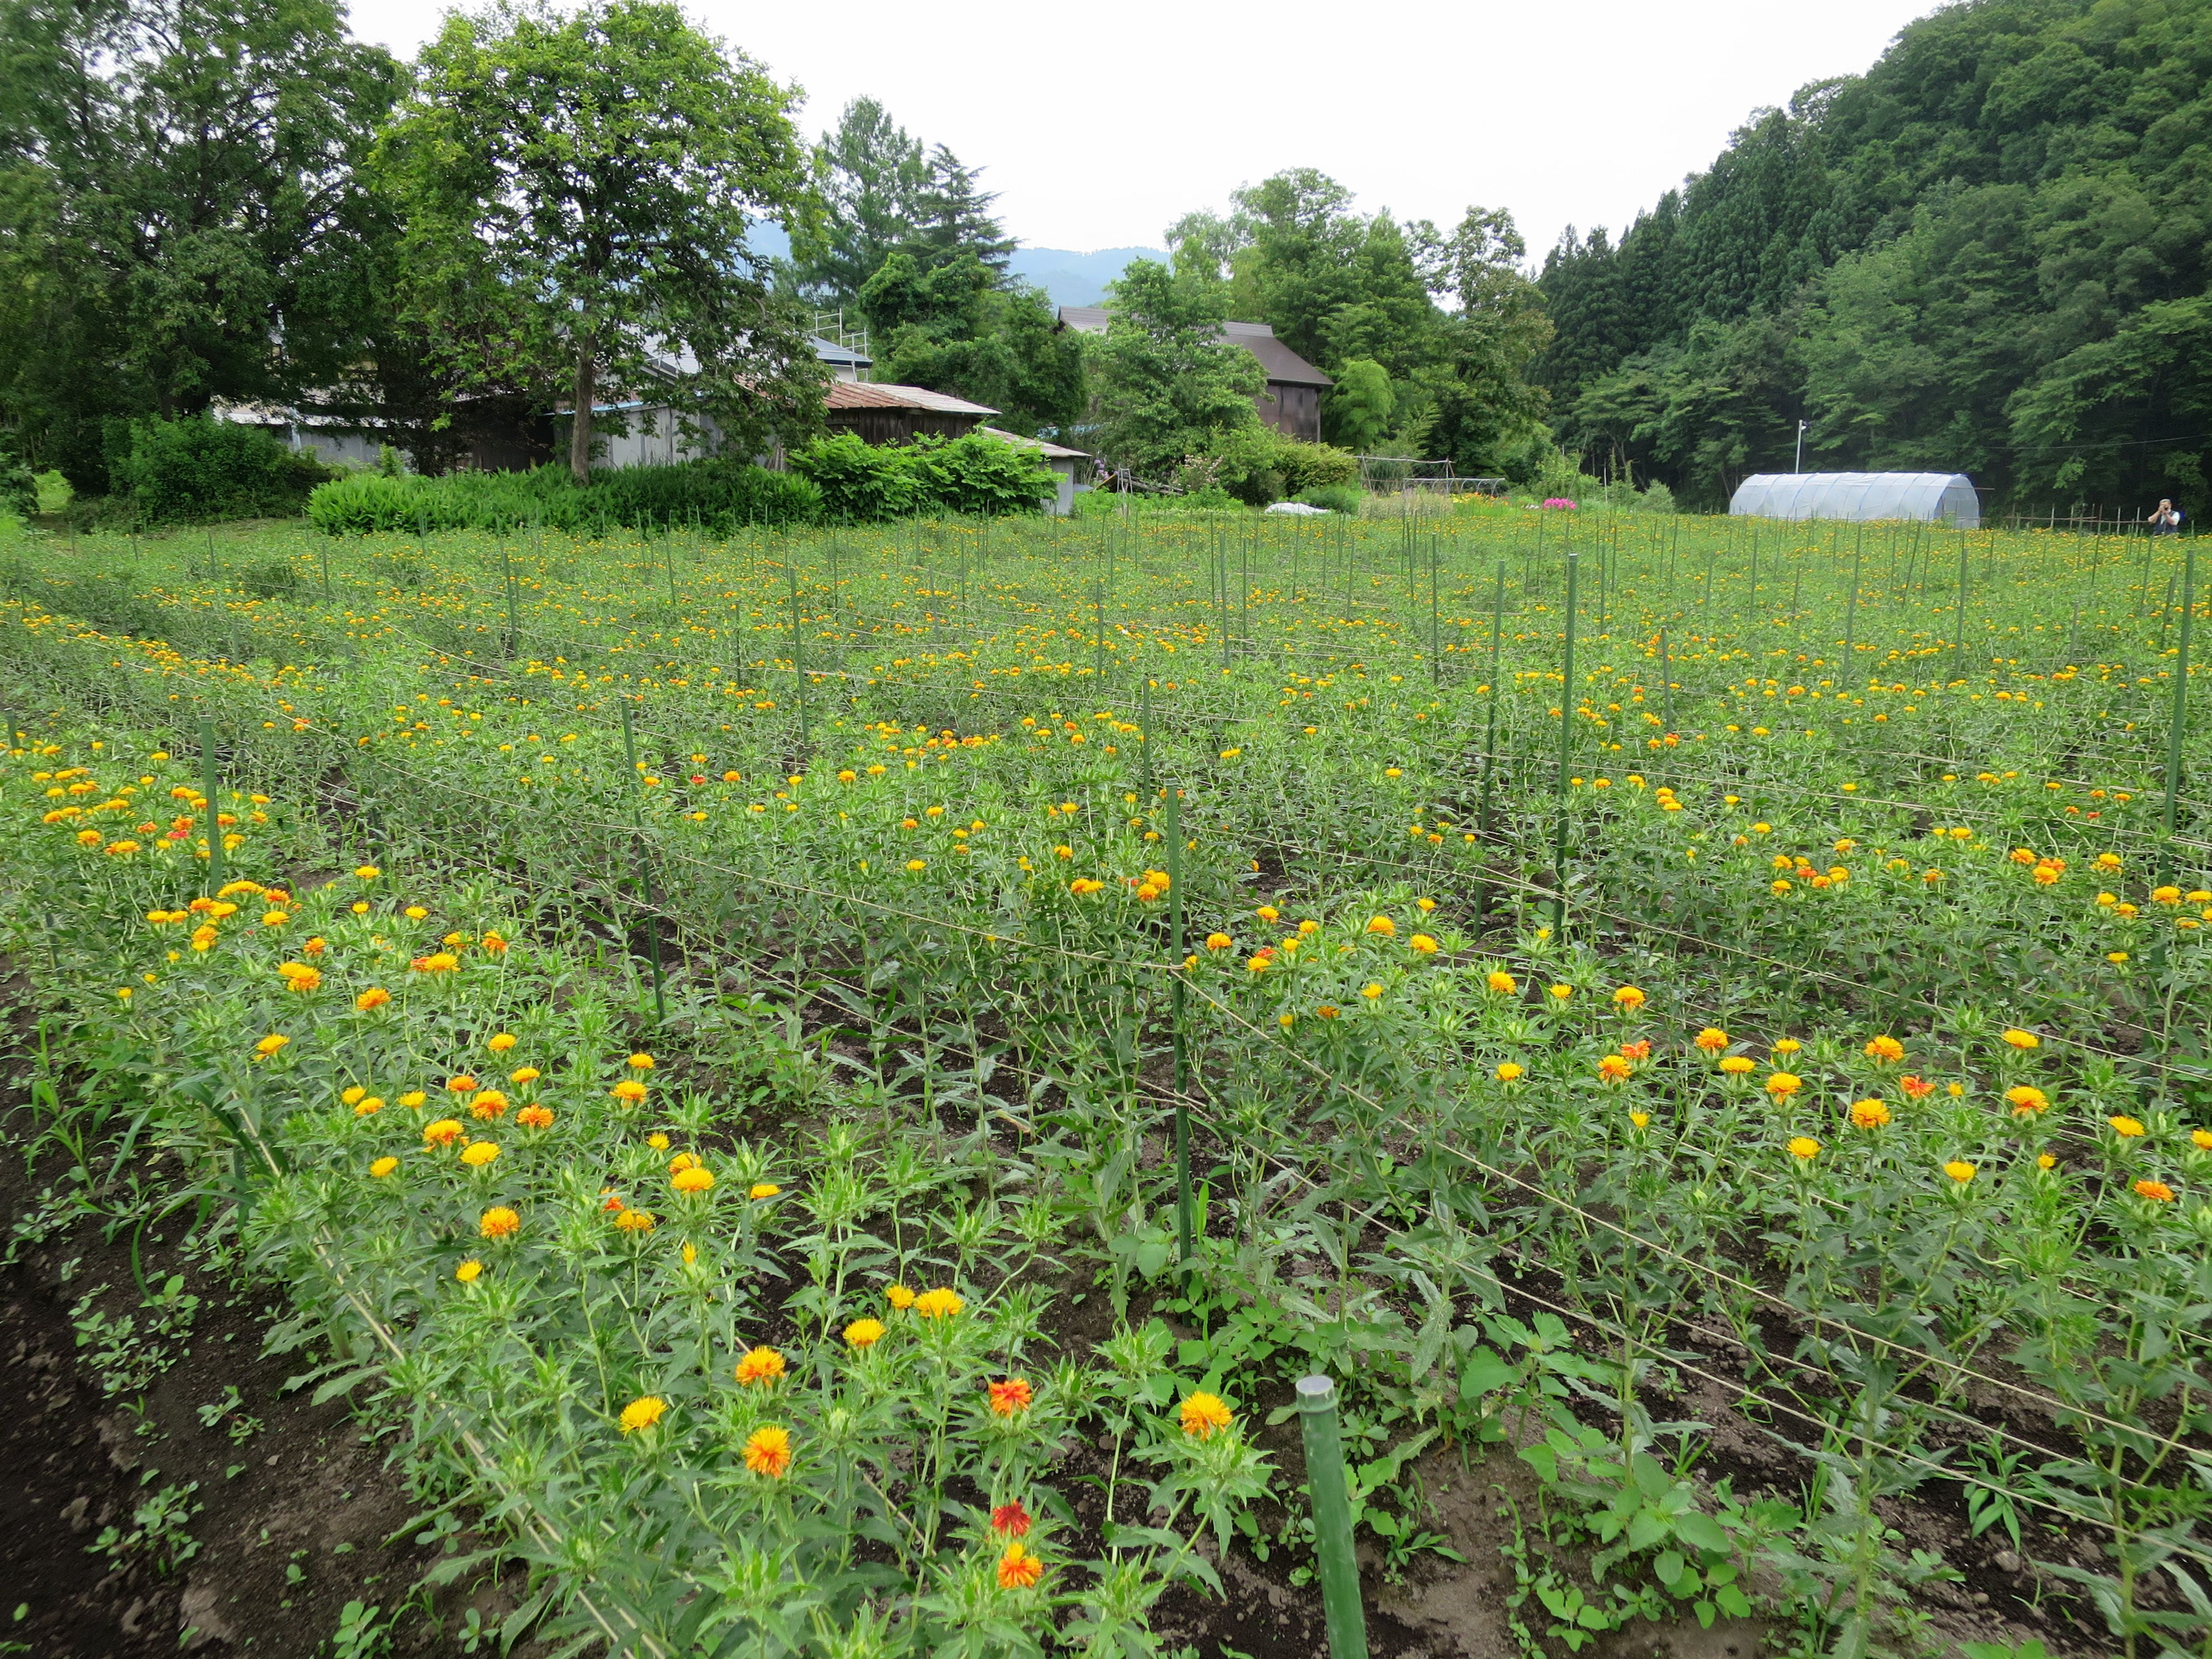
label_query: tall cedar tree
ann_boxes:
[802,98,1078,435]
[377,0,822,481]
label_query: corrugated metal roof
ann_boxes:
[981,425,1089,460]
[1052,307,1332,387]
[809,335,873,367]
[825,382,998,415]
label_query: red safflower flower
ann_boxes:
[991,1501,1032,1537]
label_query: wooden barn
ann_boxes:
[1056,306,1333,442]
[821,382,999,446]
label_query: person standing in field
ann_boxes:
[2150,498,2185,533]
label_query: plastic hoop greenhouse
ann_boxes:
[1727,472,1980,526]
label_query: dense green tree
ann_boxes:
[1326,359,1394,451]
[791,97,929,305]
[1543,0,2212,510]
[1428,206,1553,481]
[860,249,1083,435]
[1168,171,1447,398]
[376,0,821,482]
[0,0,399,484]
[1088,258,1262,476]
[800,97,1066,431]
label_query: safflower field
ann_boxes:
[0,502,2209,1659]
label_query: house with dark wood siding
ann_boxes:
[1055,306,1333,443]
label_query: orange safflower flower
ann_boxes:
[735,1347,786,1387]
[1180,1392,1233,1440]
[997,1542,1044,1590]
[743,1426,792,1478]
[988,1378,1033,1416]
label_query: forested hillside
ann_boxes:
[1538,0,2211,512]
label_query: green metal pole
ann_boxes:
[1659,626,1673,737]
[1296,1375,1369,1659]
[2162,540,2195,858]
[1166,786,1194,1285]
[1746,521,1759,620]
[1428,535,1441,681]
[1843,531,1862,672]
[786,545,810,742]
[1475,563,1505,926]
[197,714,224,898]
[1551,550,1579,936]
[1139,675,1154,800]
[1955,531,1970,665]
[618,703,668,1029]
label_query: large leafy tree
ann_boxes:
[859,252,1082,436]
[377,0,821,481]
[0,0,398,483]
[1428,206,1553,481]
[1164,169,1457,452]
[1088,258,1261,477]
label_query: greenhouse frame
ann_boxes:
[1728,472,1980,526]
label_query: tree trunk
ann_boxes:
[570,335,597,483]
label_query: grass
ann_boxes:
[0,499,2209,1657]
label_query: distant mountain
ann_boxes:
[744,223,1164,311]
[1006,247,1166,309]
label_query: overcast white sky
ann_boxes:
[349,0,1943,261]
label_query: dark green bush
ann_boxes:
[1209,425,1359,505]
[306,458,821,536]
[107,416,333,522]
[788,430,1054,522]
[789,434,916,522]
[909,431,1058,517]
[0,450,36,521]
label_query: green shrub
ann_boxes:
[1293,484,1361,513]
[907,431,1056,517]
[0,453,35,521]
[305,458,820,536]
[788,430,1053,522]
[107,416,332,523]
[1207,425,1359,505]
[784,434,914,522]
